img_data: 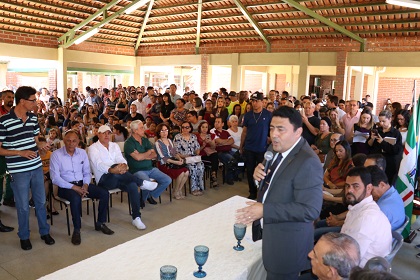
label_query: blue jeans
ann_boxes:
[98,172,143,220]
[58,184,109,231]
[10,167,50,240]
[314,219,341,242]
[133,168,171,200]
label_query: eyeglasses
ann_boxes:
[181,126,190,129]
[160,129,169,132]
[26,99,37,102]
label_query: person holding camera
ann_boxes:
[367,110,403,184]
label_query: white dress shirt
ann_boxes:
[341,195,392,266]
[88,141,127,182]
[132,100,147,119]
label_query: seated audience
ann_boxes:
[366,165,405,231]
[155,123,189,200]
[187,111,204,132]
[50,130,113,245]
[174,121,205,196]
[124,120,171,206]
[227,115,243,153]
[308,232,360,280]
[340,167,392,267]
[210,117,237,185]
[195,121,219,188]
[113,124,128,142]
[124,103,145,123]
[311,117,333,163]
[88,125,147,230]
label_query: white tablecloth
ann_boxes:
[40,195,267,280]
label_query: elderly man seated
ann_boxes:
[340,166,392,267]
[50,130,113,245]
[308,232,360,280]
[124,120,171,206]
[88,125,153,230]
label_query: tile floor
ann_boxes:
[0,179,419,279]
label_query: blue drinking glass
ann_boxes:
[193,245,209,278]
[160,265,177,280]
[233,223,246,251]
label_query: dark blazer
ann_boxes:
[253,137,324,275]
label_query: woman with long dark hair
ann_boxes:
[160,92,175,124]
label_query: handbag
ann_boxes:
[185,155,202,164]
[166,157,187,169]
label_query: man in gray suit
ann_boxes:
[237,106,323,279]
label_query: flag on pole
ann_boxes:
[395,81,419,238]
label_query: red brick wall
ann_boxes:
[335,51,347,100]
[137,37,420,57]
[376,78,419,115]
[201,54,209,93]
[2,29,420,57]
[349,76,356,100]
[0,30,58,48]
[363,74,369,97]
[0,30,134,56]
[68,41,135,56]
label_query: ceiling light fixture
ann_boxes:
[74,28,99,45]
[125,0,149,15]
[386,0,420,9]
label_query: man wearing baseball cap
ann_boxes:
[240,92,272,199]
[88,125,156,230]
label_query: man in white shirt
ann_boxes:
[169,84,181,103]
[88,125,147,230]
[132,92,147,119]
[340,166,392,266]
[142,86,155,106]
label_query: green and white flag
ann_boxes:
[395,83,419,238]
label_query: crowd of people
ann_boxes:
[0,84,411,279]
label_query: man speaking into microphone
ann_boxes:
[237,106,323,280]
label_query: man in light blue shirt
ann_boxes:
[367,165,405,231]
[50,130,113,245]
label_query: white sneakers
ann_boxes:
[141,180,158,191]
[132,217,146,230]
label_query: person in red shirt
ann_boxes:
[210,117,236,185]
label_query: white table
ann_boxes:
[40,195,267,280]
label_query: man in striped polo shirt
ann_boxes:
[0,86,55,250]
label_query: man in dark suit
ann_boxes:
[237,106,323,279]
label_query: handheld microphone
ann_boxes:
[259,151,274,190]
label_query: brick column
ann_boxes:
[77,72,83,92]
[335,51,348,99]
[200,54,209,93]
[48,69,57,92]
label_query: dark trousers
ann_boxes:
[98,172,143,220]
[244,149,264,195]
[58,184,109,231]
[267,271,299,280]
[202,153,219,173]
